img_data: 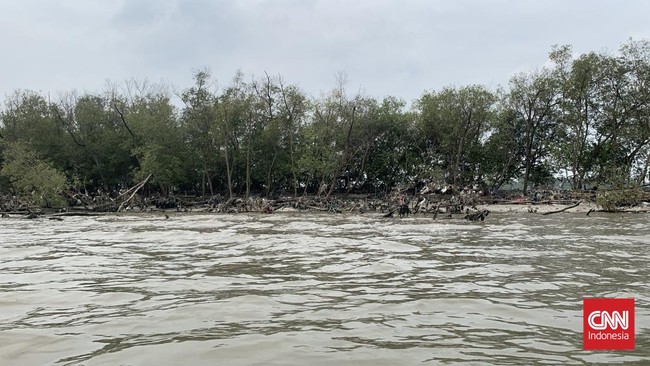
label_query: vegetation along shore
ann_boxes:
[1,40,650,219]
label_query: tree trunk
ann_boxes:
[638,151,650,185]
[348,143,370,195]
[453,110,472,187]
[454,135,466,187]
[160,183,168,197]
[207,171,214,197]
[492,153,514,191]
[224,146,233,199]
[266,150,278,196]
[327,106,355,198]
[522,115,536,195]
[201,171,206,196]
[522,154,531,195]
[246,137,251,199]
[289,132,298,197]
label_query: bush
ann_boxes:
[0,142,68,208]
[596,187,646,211]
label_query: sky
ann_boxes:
[1,0,649,106]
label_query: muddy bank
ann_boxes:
[2,188,648,220]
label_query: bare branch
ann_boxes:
[113,104,136,141]
[52,105,85,147]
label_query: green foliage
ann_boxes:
[180,70,221,195]
[134,144,184,194]
[416,85,496,186]
[124,92,187,195]
[0,39,649,197]
[0,90,69,170]
[505,67,560,194]
[597,187,646,211]
[480,108,523,189]
[359,97,417,190]
[0,142,68,207]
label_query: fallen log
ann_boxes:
[464,209,490,221]
[52,212,104,217]
[117,174,151,212]
[585,207,647,215]
[0,210,38,215]
[541,200,582,215]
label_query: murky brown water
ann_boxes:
[1,212,648,365]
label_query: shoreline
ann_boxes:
[2,195,649,218]
[476,201,650,214]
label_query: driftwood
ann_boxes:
[52,211,104,217]
[218,198,235,213]
[307,205,331,212]
[5,187,642,217]
[382,204,409,218]
[65,190,93,209]
[478,199,579,205]
[588,208,650,214]
[117,174,151,212]
[0,210,39,215]
[464,209,490,221]
[541,200,582,215]
[432,203,440,219]
[398,204,411,217]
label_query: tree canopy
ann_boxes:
[1,40,649,201]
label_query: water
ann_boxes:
[1,212,648,365]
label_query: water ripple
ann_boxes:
[0,212,649,365]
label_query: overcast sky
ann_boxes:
[1,0,649,105]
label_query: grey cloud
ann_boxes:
[1,0,649,104]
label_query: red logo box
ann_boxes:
[583,298,635,350]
